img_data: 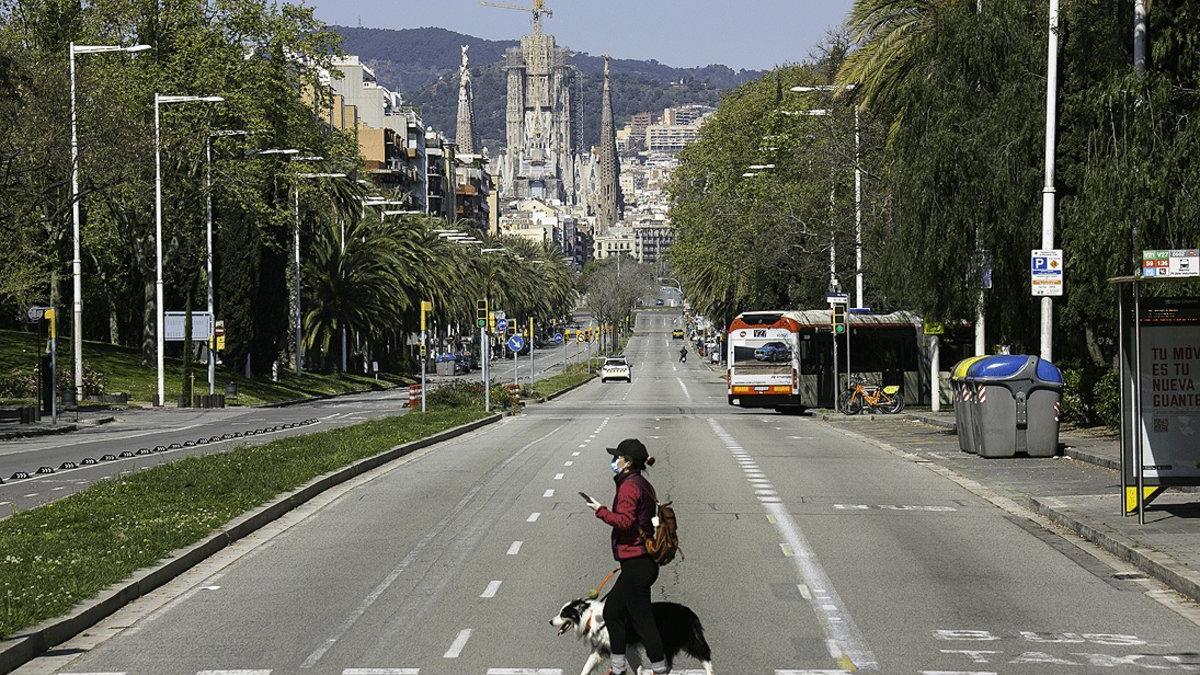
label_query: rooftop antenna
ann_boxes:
[480,0,553,35]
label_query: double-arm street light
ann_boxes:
[69,42,151,403]
[789,84,863,308]
[293,169,347,376]
[154,93,224,406]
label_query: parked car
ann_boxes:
[754,341,791,362]
[655,299,665,306]
[600,356,632,383]
[671,328,685,339]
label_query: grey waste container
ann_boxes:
[952,356,987,454]
[435,356,455,377]
[966,355,1064,458]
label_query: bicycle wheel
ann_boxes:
[843,393,863,415]
[885,393,904,414]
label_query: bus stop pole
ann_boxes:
[1118,284,1127,516]
[1133,279,1145,525]
[832,327,840,412]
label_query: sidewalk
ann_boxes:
[827,413,1200,604]
[0,412,116,441]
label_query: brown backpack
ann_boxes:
[641,483,680,565]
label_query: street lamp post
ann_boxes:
[1039,0,1060,362]
[154,93,224,407]
[293,169,345,376]
[205,130,254,395]
[69,42,150,403]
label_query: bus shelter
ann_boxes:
[1113,274,1200,524]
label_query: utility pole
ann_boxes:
[1038,0,1060,362]
[1134,0,1147,74]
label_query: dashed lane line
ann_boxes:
[480,580,503,598]
[442,629,472,658]
[507,541,523,555]
[709,418,877,672]
[527,512,541,522]
[543,489,555,497]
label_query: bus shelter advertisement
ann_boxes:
[1129,297,1200,483]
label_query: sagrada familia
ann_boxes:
[471,0,622,232]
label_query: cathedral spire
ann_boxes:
[455,45,479,154]
[597,55,623,232]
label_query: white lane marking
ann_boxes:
[710,418,876,671]
[571,452,580,457]
[564,461,573,466]
[52,486,66,491]
[480,580,503,598]
[486,670,563,674]
[527,512,541,522]
[790,436,816,440]
[507,541,523,555]
[798,584,813,599]
[443,629,472,658]
[202,585,221,591]
[343,669,420,674]
[553,473,565,480]
[299,423,566,669]
[543,489,555,497]
[767,515,777,523]
[676,377,692,401]
[60,672,129,675]
[780,544,795,557]
[23,493,38,498]
[578,443,588,448]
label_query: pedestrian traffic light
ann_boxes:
[831,304,847,335]
[476,300,487,328]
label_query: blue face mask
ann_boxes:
[610,458,622,474]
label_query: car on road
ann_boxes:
[600,356,632,383]
[671,328,685,339]
[655,299,665,306]
[754,341,791,362]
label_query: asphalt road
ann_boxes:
[18,312,1200,674]
[0,341,585,516]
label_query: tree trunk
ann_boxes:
[142,275,155,365]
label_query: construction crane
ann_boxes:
[480,0,553,35]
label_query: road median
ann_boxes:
[0,405,501,673]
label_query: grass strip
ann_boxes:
[526,364,595,400]
[0,329,410,407]
[0,404,487,639]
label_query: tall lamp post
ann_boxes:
[154,93,224,407]
[790,84,863,308]
[69,42,151,403]
[293,170,346,376]
[1039,0,1060,362]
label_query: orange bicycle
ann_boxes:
[841,379,904,415]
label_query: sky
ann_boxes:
[304,0,856,71]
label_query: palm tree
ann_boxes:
[836,0,939,111]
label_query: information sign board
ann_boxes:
[923,321,945,336]
[1142,249,1200,279]
[507,334,525,353]
[1030,249,1064,297]
[164,312,214,341]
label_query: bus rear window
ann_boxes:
[739,313,782,326]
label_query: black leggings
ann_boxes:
[603,556,664,662]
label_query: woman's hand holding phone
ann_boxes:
[579,491,602,511]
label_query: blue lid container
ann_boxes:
[1035,358,1063,385]
[967,355,1030,380]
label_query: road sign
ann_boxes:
[213,320,226,351]
[26,306,49,323]
[577,332,586,343]
[507,334,525,353]
[826,292,850,305]
[923,321,945,336]
[1142,249,1200,279]
[497,318,508,333]
[164,312,214,341]
[554,333,563,344]
[1030,249,1064,297]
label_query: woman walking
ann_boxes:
[585,438,669,675]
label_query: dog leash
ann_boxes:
[587,566,621,600]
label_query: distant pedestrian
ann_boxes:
[582,438,668,675]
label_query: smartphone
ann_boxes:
[578,491,594,503]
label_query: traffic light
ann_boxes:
[831,304,847,335]
[476,300,488,328]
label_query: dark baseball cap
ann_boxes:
[607,438,648,464]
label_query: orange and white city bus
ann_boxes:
[727,311,810,410]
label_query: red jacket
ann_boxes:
[596,471,656,561]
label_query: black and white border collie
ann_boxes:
[550,597,715,675]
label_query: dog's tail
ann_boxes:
[685,621,713,662]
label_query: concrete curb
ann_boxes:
[1024,495,1200,604]
[0,412,502,674]
[1063,446,1119,471]
[905,413,957,431]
